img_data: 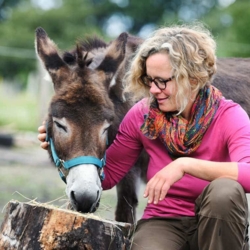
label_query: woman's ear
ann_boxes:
[190,78,198,86]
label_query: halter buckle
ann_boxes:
[99,168,105,181]
[57,160,67,183]
[58,160,66,173]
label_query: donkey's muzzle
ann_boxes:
[70,190,100,213]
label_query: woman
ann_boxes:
[38,24,250,249]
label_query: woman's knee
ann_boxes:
[209,178,245,201]
[196,178,248,221]
[131,218,189,250]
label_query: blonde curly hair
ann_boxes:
[124,23,217,113]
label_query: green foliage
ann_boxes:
[91,0,218,33]
[0,0,22,20]
[223,0,250,57]
[0,0,249,88]
[0,0,103,87]
[201,0,250,57]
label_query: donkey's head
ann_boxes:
[35,27,128,213]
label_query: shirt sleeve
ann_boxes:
[221,101,250,192]
[102,101,144,190]
[238,163,250,192]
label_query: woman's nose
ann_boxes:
[149,82,161,94]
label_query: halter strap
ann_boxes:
[46,124,106,183]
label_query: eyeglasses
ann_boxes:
[141,75,174,90]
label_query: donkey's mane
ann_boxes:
[63,36,107,66]
[78,36,107,52]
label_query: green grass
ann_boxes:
[0,85,39,132]
[0,161,66,223]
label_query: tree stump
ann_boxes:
[0,200,132,250]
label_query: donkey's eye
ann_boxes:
[54,121,67,132]
[102,126,110,135]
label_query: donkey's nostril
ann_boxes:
[90,190,100,212]
[70,191,77,205]
[70,190,98,213]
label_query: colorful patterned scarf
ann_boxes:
[140,85,222,157]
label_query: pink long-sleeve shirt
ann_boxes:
[102,97,250,219]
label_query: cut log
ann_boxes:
[0,200,132,250]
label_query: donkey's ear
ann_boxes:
[95,32,128,101]
[35,27,70,92]
[97,32,128,75]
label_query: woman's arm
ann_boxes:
[144,157,238,204]
[144,102,250,204]
[102,102,145,189]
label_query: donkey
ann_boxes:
[35,27,250,224]
[35,27,146,224]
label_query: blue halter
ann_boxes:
[46,125,106,183]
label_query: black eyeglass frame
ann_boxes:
[141,75,175,90]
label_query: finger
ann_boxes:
[143,178,154,198]
[159,182,170,201]
[37,133,46,142]
[152,180,165,204]
[40,141,49,150]
[145,178,159,204]
[38,125,46,133]
[143,186,149,198]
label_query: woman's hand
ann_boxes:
[37,121,49,150]
[143,158,186,204]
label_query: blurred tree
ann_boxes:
[0,0,102,87]
[201,0,250,57]
[0,0,249,88]
[92,0,219,37]
[0,0,22,20]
